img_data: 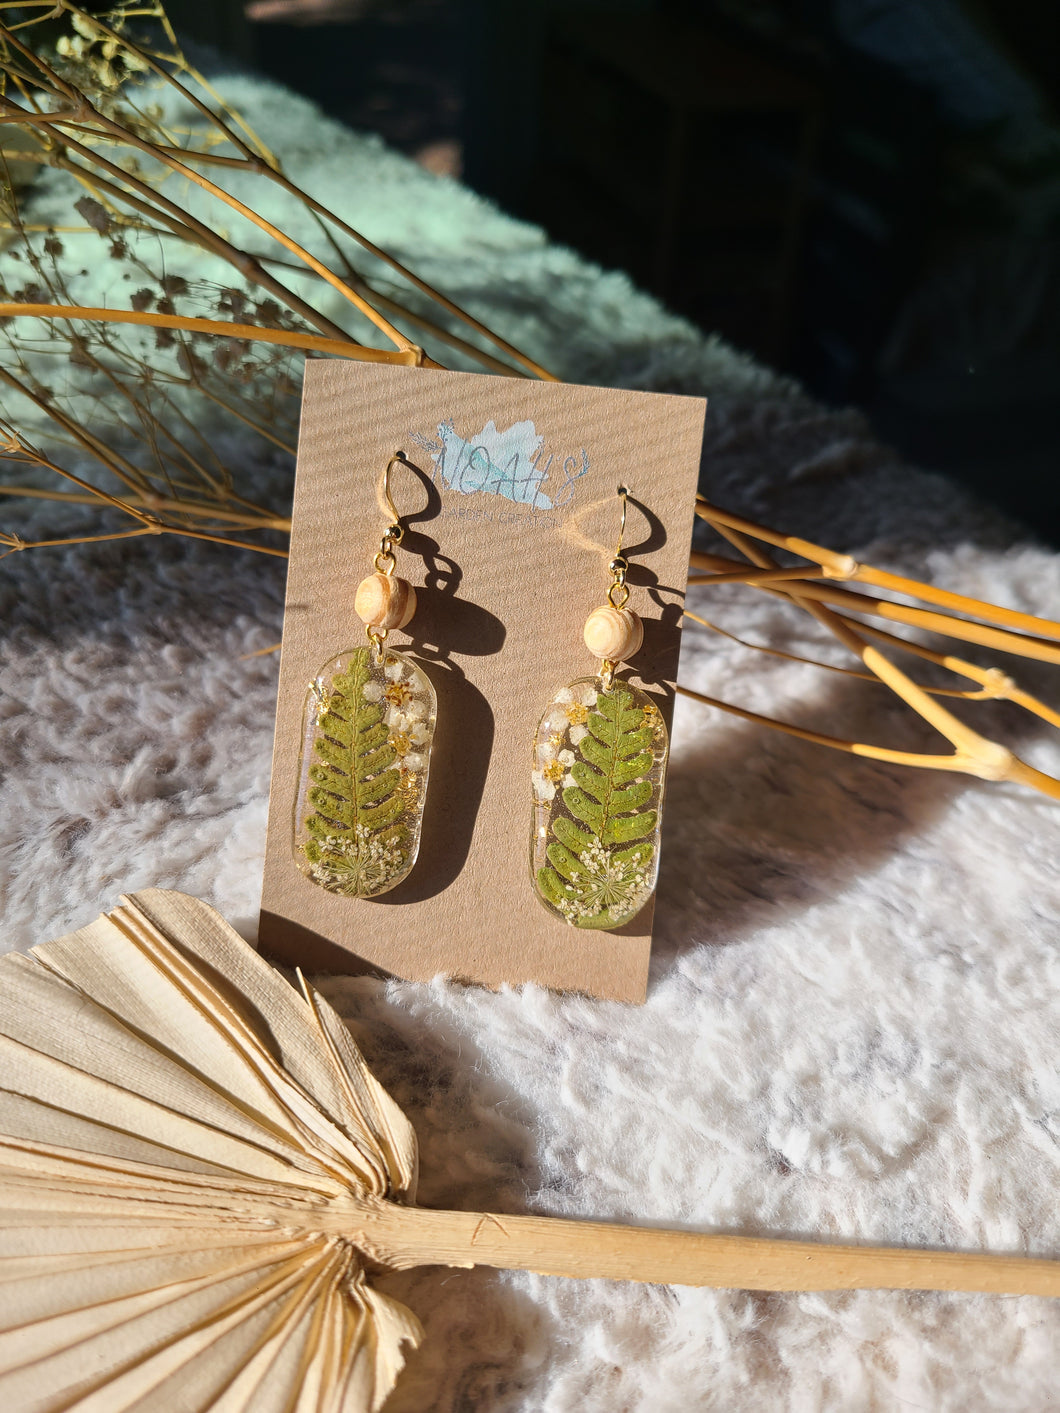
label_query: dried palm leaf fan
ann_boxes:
[0,890,1057,1413]
[1,2,1059,796]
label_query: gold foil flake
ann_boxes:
[309,679,333,721]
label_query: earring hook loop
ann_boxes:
[607,484,631,608]
[372,450,410,577]
[382,451,408,543]
[614,484,629,561]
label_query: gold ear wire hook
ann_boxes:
[382,451,407,544]
[610,484,630,577]
[613,484,629,563]
[607,485,631,611]
[373,451,410,577]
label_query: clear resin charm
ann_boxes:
[531,677,669,929]
[294,646,436,898]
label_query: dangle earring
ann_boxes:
[530,486,669,930]
[293,452,437,898]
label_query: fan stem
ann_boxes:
[352,1201,1060,1297]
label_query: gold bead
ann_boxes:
[354,572,416,630]
[583,605,643,662]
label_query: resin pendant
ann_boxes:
[294,645,436,898]
[531,676,669,929]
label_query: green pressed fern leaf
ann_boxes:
[301,648,407,895]
[538,684,657,928]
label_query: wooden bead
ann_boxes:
[354,573,416,631]
[583,606,643,662]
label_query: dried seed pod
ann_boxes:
[355,572,416,631]
[583,605,643,662]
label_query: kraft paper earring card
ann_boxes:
[260,361,706,1002]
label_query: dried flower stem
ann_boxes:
[75,3,556,379]
[699,496,1060,635]
[0,482,291,527]
[0,97,361,346]
[0,301,436,363]
[677,680,1060,796]
[689,550,1060,666]
[0,372,150,497]
[0,523,288,556]
[682,608,1060,719]
[691,504,1060,796]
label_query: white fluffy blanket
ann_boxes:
[2,64,1059,1411]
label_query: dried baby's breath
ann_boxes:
[0,1,548,561]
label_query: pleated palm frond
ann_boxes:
[0,890,421,1413]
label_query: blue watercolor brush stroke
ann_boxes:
[434,418,553,509]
